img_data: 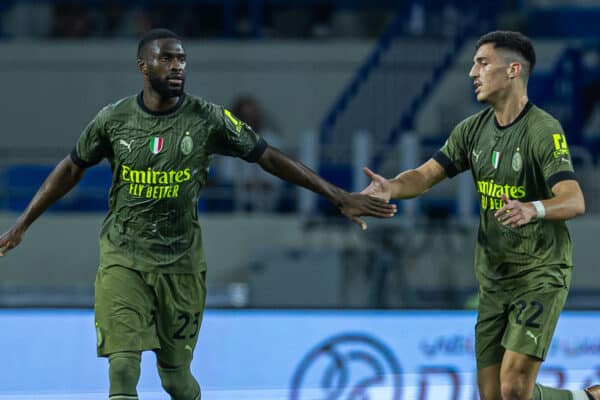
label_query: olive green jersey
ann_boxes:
[71,93,266,273]
[434,103,577,288]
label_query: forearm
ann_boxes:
[258,147,346,206]
[533,192,585,221]
[389,169,432,199]
[16,157,84,231]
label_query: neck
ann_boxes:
[142,84,180,113]
[493,91,529,127]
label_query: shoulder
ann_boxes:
[96,95,138,121]
[453,106,493,133]
[524,105,565,148]
[525,105,563,133]
[183,94,222,117]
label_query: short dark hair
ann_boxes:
[137,28,181,59]
[476,31,536,75]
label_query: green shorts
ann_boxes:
[94,264,206,366]
[475,265,571,370]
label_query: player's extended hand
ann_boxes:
[0,226,25,256]
[494,194,537,228]
[360,167,393,202]
[338,192,397,231]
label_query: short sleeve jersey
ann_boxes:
[433,103,577,287]
[72,93,266,274]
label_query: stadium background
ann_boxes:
[0,1,599,398]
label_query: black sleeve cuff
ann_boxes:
[433,150,459,178]
[242,138,268,163]
[70,148,97,168]
[547,170,578,188]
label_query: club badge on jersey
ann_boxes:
[180,131,193,155]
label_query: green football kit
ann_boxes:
[434,102,577,368]
[71,92,266,363]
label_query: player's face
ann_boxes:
[468,43,511,104]
[146,38,187,98]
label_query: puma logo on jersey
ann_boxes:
[472,149,482,163]
[526,330,539,345]
[119,139,134,152]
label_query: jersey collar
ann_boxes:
[136,91,186,116]
[494,101,532,130]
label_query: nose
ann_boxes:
[469,64,478,79]
[170,58,184,71]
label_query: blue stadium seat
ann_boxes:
[71,164,112,211]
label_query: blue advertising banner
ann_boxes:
[0,309,598,399]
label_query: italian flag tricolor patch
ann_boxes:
[492,151,501,169]
[150,137,164,154]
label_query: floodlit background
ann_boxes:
[0,1,599,399]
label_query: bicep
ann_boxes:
[57,156,86,184]
[551,179,583,199]
[415,158,448,190]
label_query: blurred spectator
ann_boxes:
[51,4,96,37]
[113,6,153,38]
[0,2,408,40]
[228,95,285,212]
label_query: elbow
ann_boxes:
[575,199,586,217]
[572,194,585,218]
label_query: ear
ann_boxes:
[137,58,147,75]
[507,62,522,79]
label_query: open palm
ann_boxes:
[360,167,392,202]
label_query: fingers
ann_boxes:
[501,214,526,228]
[352,216,367,231]
[495,205,530,227]
[494,195,513,218]
[363,167,377,179]
[366,200,396,217]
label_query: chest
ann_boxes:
[469,125,530,182]
[106,119,210,169]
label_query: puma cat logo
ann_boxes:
[526,330,539,345]
[119,139,134,152]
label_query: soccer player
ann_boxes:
[361,31,598,400]
[0,29,396,400]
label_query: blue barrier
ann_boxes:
[0,309,598,397]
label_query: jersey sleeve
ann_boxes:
[432,119,471,178]
[71,107,111,168]
[206,104,267,162]
[530,119,577,188]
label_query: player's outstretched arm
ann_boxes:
[256,145,396,230]
[0,156,85,256]
[361,159,447,201]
